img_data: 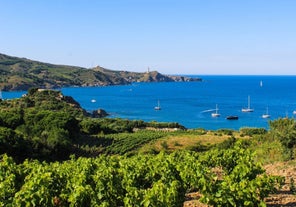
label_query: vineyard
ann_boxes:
[0,140,283,207]
[1,90,296,206]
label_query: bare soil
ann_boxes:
[264,162,296,207]
[184,161,296,207]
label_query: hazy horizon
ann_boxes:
[1,0,296,75]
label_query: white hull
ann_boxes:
[154,100,161,110]
[211,104,220,117]
[242,108,254,112]
[211,113,220,117]
[262,107,270,118]
[242,96,254,112]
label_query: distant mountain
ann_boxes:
[0,53,201,91]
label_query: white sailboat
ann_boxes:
[262,107,271,118]
[154,100,161,110]
[211,104,220,117]
[242,96,254,112]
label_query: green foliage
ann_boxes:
[1,92,82,161]
[216,136,237,149]
[21,110,78,138]
[0,146,283,207]
[147,121,185,129]
[196,128,207,135]
[198,141,284,206]
[28,87,39,96]
[16,109,79,160]
[104,130,166,155]
[1,89,86,118]
[80,118,149,135]
[119,153,186,206]
[269,118,296,160]
[0,89,186,161]
[80,118,102,134]
[216,128,234,136]
[0,108,24,129]
[0,154,25,206]
[186,141,211,152]
[0,127,28,159]
[160,141,169,150]
[240,127,267,137]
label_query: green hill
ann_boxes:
[0,89,289,207]
[0,89,185,161]
[0,53,201,91]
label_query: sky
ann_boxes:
[1,0,296,75]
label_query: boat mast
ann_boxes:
[248,95,250,109]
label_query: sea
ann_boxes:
[2,75,296,130]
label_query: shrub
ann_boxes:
[240,127,267,137]
[269,118,296,160]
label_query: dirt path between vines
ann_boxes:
[184,162,296,207]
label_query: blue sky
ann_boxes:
[1,0,296,75]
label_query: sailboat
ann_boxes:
[262,107,271,118]
[242,96,254,112]
[154,100,161,110]
[211,104,220,117]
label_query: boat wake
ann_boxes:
[201,109,216,113]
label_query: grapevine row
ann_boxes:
[0,141,283,207]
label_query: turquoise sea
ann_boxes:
[3,75,296,130]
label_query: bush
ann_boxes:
[269,118,296,160]
[0,127,28,160]
[216,128,234,136]
[240,127,267,137]
[217,136,237,149]
[0,108,24,129]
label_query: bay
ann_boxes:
[3,75,296,130]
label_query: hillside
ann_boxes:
[0,53,201,91]
[0,89,185,160]
[1,90,296,206]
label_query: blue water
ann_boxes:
[3,76,296,130]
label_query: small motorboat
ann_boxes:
[226,115,239,120]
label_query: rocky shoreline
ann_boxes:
[0,53,202,91]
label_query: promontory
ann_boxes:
[0,53,201,91]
